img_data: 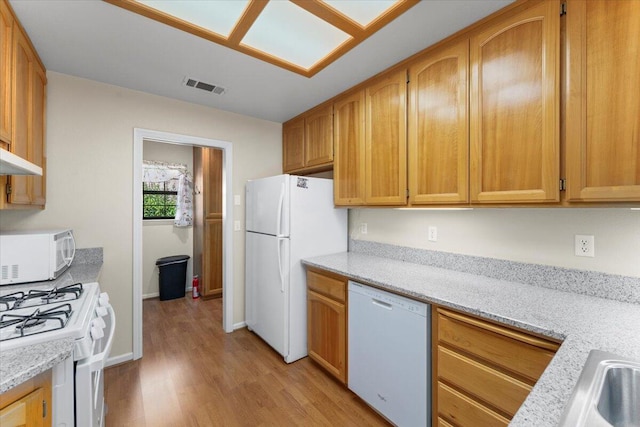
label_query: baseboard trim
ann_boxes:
[106,352,133,368]
[233,321,247,330]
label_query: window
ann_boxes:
[142,161,186,220]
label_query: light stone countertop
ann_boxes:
[0,250,103,394]
[302,251,640,427]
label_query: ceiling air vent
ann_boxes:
[182,77,226,95]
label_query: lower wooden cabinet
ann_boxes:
[433,307,559,426]
[0,369,52,427]
[306,267,347,384]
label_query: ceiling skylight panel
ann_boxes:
[137,0,249,37]
[321,0,400,26]
[241,1,351,70]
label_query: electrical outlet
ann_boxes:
[575,235,595,257]
[428,226,438,242]
[234,220,241,231]
[360,223,368,234]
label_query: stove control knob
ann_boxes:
[96,306,108,317]
[98,292,110,307]
[94,317,106,328]
[91,325,104,340]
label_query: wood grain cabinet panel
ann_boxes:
[409,39,469,205]
[0,369,51,427]
[282,117,305,172]
[306,268,347,384]
[29,62,46,206]
[470,0,560,203]
[565,0,640,201]
[365,69,407,205]
[433,307,559,425]
[0,0,12,147]
[304,104,333,167]
[333,90,366,206]
[201,218,223,299]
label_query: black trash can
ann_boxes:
[156,255,190,301]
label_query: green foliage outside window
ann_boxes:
[143,181,178,219]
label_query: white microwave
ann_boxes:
[0,229,76,285]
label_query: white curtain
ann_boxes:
[174,173,193,227]
[142,160,185,183]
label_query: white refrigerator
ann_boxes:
[245,174,347,363]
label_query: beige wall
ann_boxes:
[142,141,194,298]
[350,208,640,277]
[0,72,282,359]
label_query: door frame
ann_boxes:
[133,128,234,360]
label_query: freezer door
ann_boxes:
[245,231,290,357]
[245,175,290,237]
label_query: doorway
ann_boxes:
[133,129,234,361]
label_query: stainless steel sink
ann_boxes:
[559,350,640,427]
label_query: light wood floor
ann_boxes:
[104,296,389,427]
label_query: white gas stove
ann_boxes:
[0,281,114,427]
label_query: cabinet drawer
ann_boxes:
[438,381,509,427]
[307,269,346,303]
[438,309,557,381]
[438,346,531,416]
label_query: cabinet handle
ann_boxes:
[42,400,47,418]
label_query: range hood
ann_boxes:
[0,148,42,176]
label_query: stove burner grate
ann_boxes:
[7,283,84,310]
[0,291,26,312]
[0,303,73,340]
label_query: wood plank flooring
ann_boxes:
[104,296,390,427]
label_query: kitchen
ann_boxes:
[1,0,639,426]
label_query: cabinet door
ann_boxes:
[203,147,222,218]
[470,1,560,203]
[565,0,640,201]
[0,387,45,427]
[0,0,12,146]
[9,26,31,205]
[409,40,469,205]
[201,218,223,298]
[365,69,407,205]
[30,62,46,206]
[304,104,333,167]
[334,90,365,206]
[282,117,305,172]
[307,289,346,384]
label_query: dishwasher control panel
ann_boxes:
[348,281,428,317]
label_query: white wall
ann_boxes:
[142,141,194,298]
[0,72,282,359]
[350,208,640,277]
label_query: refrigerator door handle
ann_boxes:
[276,183,285,237]
[277,238,285,293]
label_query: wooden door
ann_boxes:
[565,0,640,201]
[365,69,407,205]
[304,104,333,167]
[470,0,560,203]
[409,39,469,205]
[200,148,223,299]
[333,90,365,206]
[30,62,46,206]
[307,290,346,384]
[0,0,12,147]
[282,117,305,172]
[0,388,45,427]
[9,26,32,205]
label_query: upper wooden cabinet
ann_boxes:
[283,105,334,174]
[334,90,366,206]
[282,117,305,172]
[470,0,560,203]
[365,69,408,205]
[408,39,469,205]
[565,0,640,202]
[0,0,12,147]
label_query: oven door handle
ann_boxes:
[85,305,116,372]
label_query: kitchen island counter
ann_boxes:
[303,250,640,427]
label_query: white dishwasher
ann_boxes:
[348,281,430,427]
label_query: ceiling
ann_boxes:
[9,0,514,123]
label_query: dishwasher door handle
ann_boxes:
[372,299,393,310]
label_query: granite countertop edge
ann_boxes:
[302,252,640,427]
[0,258,103,395]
